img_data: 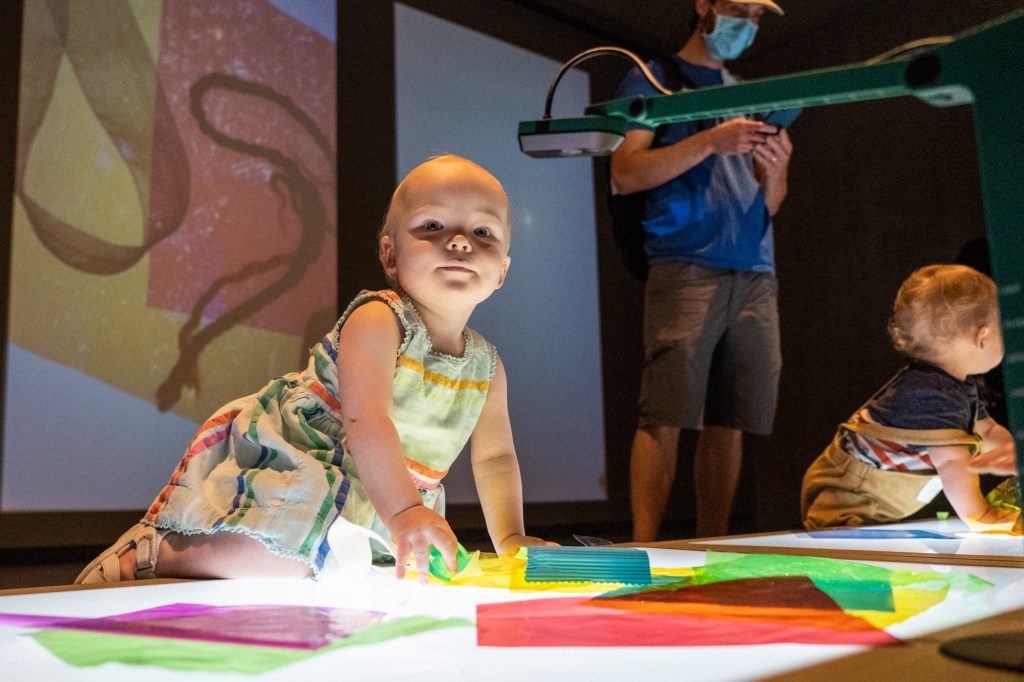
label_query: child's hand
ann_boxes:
[388,505,457,584]
[497,534,559,556]
[966,506,1019,531]
[968,444,1018,476]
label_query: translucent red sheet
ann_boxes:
[3,603,384,650]
[477,575,898,647]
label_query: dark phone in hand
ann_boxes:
[761,108,802,131]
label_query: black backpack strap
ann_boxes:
[650,54,696,92]
[648,55,710,142]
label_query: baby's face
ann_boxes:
[381,159,511,311]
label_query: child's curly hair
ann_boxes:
[888,264,997,361]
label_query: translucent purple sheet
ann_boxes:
[0,604,386,650]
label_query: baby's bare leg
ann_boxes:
[158,532,313,579]
[119,531,312,580]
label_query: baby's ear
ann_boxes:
[495,255,511,290]
[976,324,990,347]
[379,235,397,275]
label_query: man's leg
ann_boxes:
[631,424,682,542]
[696,271,780,538]
[636,262,731,543]
[694,425,743,537]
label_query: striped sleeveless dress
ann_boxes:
[143,290,497,575]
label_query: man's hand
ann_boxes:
[388,505,457,584]
[753,128,793,179]
[708,118,775,155]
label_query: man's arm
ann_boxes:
[611,119,776,196]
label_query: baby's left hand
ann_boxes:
[968,444,1018,476]
[497,534,559,556]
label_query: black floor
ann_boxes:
[1,545,103,590]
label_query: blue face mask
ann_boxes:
[703,12,758,61]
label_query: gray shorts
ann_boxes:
[639,261,781,435]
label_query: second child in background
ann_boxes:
[802,264,1019,531]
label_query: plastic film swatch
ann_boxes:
[523,546,652,585]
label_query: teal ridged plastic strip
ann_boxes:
[524,546,652,585]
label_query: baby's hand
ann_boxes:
[388,505,457,584]
[968,445,1018,476]
[497,533,559,556]
[966,506,1019,531]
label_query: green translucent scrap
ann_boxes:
[32,615,472,674]
[33,629,305,674]
[932,570,993,595]
[428,542,474,581]
[697,551,993,610]
[325,615,473,647]
[986,477,1021,514]
[698,551,895,611]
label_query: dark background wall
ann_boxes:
[1,1,1021,566]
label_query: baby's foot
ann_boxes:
[73,524,163,584]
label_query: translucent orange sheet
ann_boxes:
[477,575,898,647]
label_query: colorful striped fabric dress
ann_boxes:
[143,290,497,575]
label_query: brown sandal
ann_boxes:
[74,523,165,584]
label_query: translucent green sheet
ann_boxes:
[31,614,471,674]
[603,551,992,614]
[428,542,476,581]
[987,477,1021,514]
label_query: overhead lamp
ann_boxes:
[518,47,671,158]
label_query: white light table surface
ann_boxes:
[1,544,1023,681]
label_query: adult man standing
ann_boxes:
[612,0,793,541]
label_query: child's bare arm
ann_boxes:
[336,302,457,580]
[930,444,1017,529]
[470,356,556,554]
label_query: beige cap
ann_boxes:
[728,0,784,15]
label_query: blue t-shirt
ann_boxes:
[615,57,774,272]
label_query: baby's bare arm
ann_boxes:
[931,444,1017,529]
[469,357,556,554]
[337,302,457,580]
